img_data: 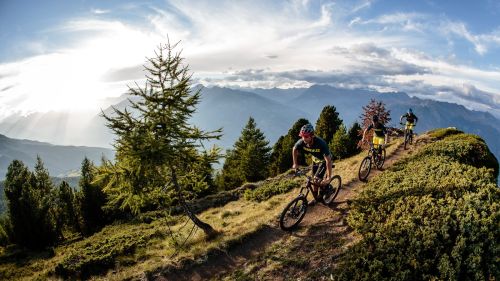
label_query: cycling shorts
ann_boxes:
[372,136,385,149]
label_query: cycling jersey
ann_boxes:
[367,122,387,138]
[401,113,418,123]
[294,136,331,163]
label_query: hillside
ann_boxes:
[0,129,497,280]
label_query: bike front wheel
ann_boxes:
[279,196,308,231]
[404,132,409,149]
[322,175,341,205]
[358,156,372,181]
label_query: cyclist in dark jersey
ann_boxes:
[292,123,333,205]
[400,108,418,132]
[362,115,388,153]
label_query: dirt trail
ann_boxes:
[152,139,422,281]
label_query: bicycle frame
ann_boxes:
[295,166,325,199]
[366,142,381,163]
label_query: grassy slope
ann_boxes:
[0,139,402,280]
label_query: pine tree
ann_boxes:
[268,136,285,176]
[347,122,362,156]
[218,117,271,189]
[329,124,350,160]
[4,159,59,248]
[98,41,222,238]
[57,181,81,233]
[79,158,106,235]
[315,105,343,144]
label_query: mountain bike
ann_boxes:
[358,140,386,181]
[401,122,414,150]
[279,165,342,231]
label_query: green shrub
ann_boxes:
[427,127,463,139]
[335,132,500,280]
[243,179,300,202]
[0,216,12,246]
[55,225,162,278]
[394,133,499,179]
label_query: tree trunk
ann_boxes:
[170,169,218,239]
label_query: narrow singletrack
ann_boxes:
[151,139,419,281]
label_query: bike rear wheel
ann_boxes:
[358,156,372,181]
[376,148,386,170]
[279,196,308,231]
[322,175,341,205]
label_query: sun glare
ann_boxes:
[1,21,161,115]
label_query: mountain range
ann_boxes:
[0,85,498,172]
[0,134,114,180]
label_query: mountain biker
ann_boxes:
[292,123,333,205]
[400,108,418,134]
[361,115,388,154]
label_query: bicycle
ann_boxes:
[279,165,342,231]
[401,122,414,150]
[358,140,386,181]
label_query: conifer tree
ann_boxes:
[329,124,350,160]
[347,121,362,156]
[218,117,271,188]
[4,159,59,248]
[57,181,81,233]
[98,41,222,238]
[315,105,343,144]
[268,136,285,176]
[79,158,106,235]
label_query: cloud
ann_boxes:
[2,0,500,119]
[350,12,427,32]
[439,20,487,55]
[91,9,110,15]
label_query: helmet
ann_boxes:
[408,108,413,114]
[372,115,379,122]
[299,124,314,137]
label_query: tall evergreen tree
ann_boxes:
[79,158,106,235]
[268,136,285,176]
[347,121,362,156]
[57,181,81,233]
[315,105,343,144]
[4,159,59,248]
[329,124,350,160]
[98,41,222,238]
[218,117,271,189]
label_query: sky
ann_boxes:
[1,0,500,118]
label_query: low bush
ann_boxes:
[55,225,163,278]
[335,132,500,280]
[427,127,463,139]
[243,178,300,202]
[394,133,498,179]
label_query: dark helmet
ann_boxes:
[299,124,314,137]
[408,108,413,114]
[372,115,379,122]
